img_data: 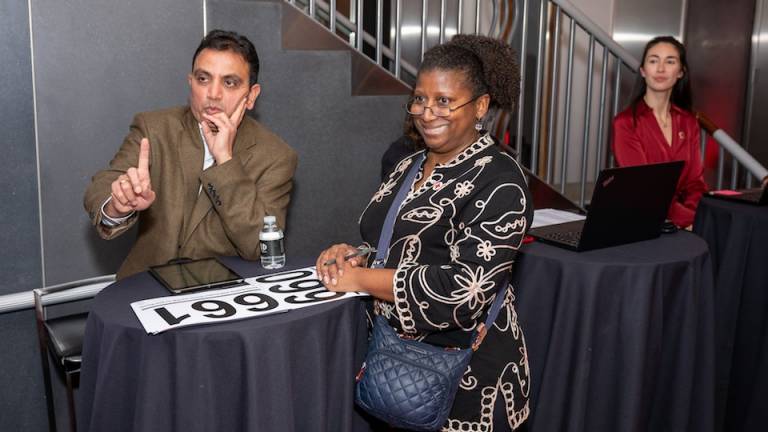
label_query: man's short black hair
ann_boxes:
[192,29,260,86]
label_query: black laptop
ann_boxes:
[708,184,768,206]
[528,161,684,251]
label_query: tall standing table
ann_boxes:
[514,231,715,432]
[694,196,768,432]
[77,258,370,432]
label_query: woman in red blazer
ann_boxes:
[612,36,707,228]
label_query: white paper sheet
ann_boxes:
[532,208,586,228]
[131,266,367,334]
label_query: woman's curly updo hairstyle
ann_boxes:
[405,35,520,148]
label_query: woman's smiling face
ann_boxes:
[412,69,489,162]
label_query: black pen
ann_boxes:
[323,246,377,266]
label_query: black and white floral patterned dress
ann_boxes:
[359,134,533,431]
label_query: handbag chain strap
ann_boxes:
[373,151,509,352]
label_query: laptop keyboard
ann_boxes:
[541,230,582,247]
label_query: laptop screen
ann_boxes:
[578,160,684,250]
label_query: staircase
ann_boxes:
[206,0,410,256]
[205,0,767,252]
[270,0,767,207]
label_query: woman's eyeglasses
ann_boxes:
[404,95,480,117]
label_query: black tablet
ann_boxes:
[149,257,245,294]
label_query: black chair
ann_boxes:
[34,275,115,432]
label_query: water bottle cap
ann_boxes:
[264,215,277,224]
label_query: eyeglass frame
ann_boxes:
[404,94,484,118]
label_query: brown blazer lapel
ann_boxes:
[232,114,259,157]
[178,112,262,246]
[179,110,210,246]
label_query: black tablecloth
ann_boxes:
[77,257,370,432]
[694,197,768,432]
[514,231,715,432]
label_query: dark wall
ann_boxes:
[0,1,406,429]
[1,1,203,429]
[0,309,48,431]
[686,0,755,144]
[0,0,41,294]
[35,0,203,284]
[4,0,405,291]
[743,0,768,169]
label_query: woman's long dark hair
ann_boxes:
[630,36,693,122]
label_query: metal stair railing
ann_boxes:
[509,0,644,205]
[501,0,767,200]
[284,0,502,84]
[284,0,767,200]
[697,112,768,189]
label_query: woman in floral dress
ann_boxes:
[316,35,532,431]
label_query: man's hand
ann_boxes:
[105,138,156,218]
[201,96,249,165]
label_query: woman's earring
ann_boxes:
[475,118,483,131]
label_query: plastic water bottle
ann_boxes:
[259,215,285,269]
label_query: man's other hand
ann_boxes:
[201,96,248,165]
[106,138,156,217]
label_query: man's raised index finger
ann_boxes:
[138,138,151,173]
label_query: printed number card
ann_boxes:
[131,266,367,334]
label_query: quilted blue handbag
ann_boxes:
[354,153,508,431]
[355,297,504,431]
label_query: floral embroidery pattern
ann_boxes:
[360,133,531,430]
[476,240,496,261]
[454,180,474,198]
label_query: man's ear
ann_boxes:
[246,84,261,110]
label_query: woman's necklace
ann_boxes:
[645,95,672,129]
[655,111,670,129]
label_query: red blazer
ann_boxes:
[611,101,707,228]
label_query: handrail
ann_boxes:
[549,0,639,71]
[553,0,768,188]
[0,275,115,314]
[697,112,768,184]
[289,0,502,82]
[523,0,765,198]
[294,0,420,78]
[288,0,766,193]
[696,111,718,135]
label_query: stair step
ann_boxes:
[279,1,410,96]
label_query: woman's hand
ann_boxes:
[315,243,367,287]
[325,266,367,293]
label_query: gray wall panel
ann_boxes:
[0,311,48,431]
[613,0,684,58]
[2,2,405,427]
[0,0,42,294]
[32,0,203,284]
[686,0,754,184]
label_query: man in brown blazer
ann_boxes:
[84,30,297,279]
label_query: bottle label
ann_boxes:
[260,238,285,257]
